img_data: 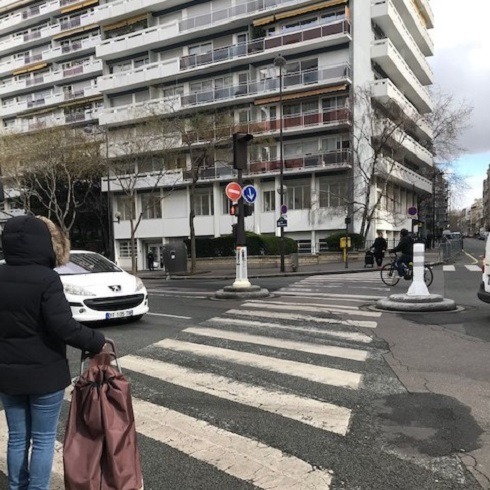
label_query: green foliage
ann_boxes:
[184,233,298,258]
[324,232,364,251]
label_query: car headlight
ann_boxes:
[135,277,145,292]
[63,283,95,297]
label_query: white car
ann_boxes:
[55,251,149,323]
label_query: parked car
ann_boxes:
[477,235,490,303]
[55,251,149,323]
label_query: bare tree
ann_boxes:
[0,125,102,234]
[350,86,418,241]
[102,116,181,274]
[168,110,235,274]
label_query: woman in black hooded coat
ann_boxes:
[0,215,106,490]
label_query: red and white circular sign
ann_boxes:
[225,182,242,201]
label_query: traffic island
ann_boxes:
[377,243,457,312]
[376,293,457,312]
[215,285,270,299]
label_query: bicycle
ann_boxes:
[380,253,433,287]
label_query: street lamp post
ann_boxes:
[274,54,286,273]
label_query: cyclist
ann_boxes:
[388,229,414,276]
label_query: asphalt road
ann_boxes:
[1,243,488,489]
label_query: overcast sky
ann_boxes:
[430,0,490,209]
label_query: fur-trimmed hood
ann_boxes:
[2,215,71,268]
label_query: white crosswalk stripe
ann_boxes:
[155,338,363,388]
[121,355,352,435]
[465,264,482,271]
[443,265,456,271]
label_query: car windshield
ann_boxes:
[56,253,122,275]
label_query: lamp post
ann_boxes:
[274,54,286,273]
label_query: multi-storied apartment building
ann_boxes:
[0,0,434,269]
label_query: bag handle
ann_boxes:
[80,338,121,376]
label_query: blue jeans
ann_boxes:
[0,390,64,490]
[395,254,412,276]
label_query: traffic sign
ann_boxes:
[277,217,288,228]
[407,206,417,216]
[225,182,242,201]
[242,185,257,204]
[280,204,288,215]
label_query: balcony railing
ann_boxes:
[181,63,351,107]
[180,20,350,70]
[249,150,352,174]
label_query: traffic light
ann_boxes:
[244,204,254,217]
[229,203,239,216]
[232,133,253,170]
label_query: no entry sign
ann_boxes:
[225,182,242,201]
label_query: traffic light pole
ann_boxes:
[233,167,251,288]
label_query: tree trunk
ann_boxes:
[189,181,196,274]
[130,220,137,275]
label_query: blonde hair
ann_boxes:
[36,216,71,267]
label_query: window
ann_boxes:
[141,193,162,219]
[115,195,135,220]
[319,177,347,207]
[263,190,275,212]
[118,240,136,259]
[194,189,214,216]
[188,42,212,56]
[287,183,311,210]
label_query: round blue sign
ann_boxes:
[242,185,257,204]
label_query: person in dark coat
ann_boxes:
[372,230,388,267]
[0,215,106,490]
[389,228,414,276]
[147,250,155,271]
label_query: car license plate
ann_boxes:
[105,310,133,320]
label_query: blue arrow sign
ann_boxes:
[242,185,257,204]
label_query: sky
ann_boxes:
[430,0,490,209]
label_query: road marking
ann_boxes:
[147,312,192,319]
[183,327,369,362]
[443,265,456,271]
[243,301,381,318]
[465,264,482,271]
[156,339,362,389]
[133,398,333,489]
[277,291,378,302]
[208,317,373,343]
[277,290,384,300]
[121,355,351,435]
[226,309,378,329]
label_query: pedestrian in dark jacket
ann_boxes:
[389,228,414,276]
[0,215,106,490]
[372,230,388,267]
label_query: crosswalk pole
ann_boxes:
[407,243,430,296]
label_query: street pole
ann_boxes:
[104,128,115,261]
[274,54,286,273]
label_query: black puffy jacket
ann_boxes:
[0,215,105,395]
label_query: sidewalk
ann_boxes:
[139,249,442,281]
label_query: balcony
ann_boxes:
[42,35,101,64]
[249,150,352,175]
[0,0,61,36]
[97,1,350,60]
[98,62,351,123]
[371,39,432,113]
[371,79,432,141]
[180,20,351,71]
[414,0,434,29]
[371,0,433,85]
[378,158,432,193]
[391,0,434,56]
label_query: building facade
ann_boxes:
[0,0,434,269]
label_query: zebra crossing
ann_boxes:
[443,264,482,272]
[0,273,474,488]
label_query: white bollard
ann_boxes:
[407,243,430,296]
[233,246,251,288]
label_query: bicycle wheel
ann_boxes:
[424,266,434,287]
[381,263,400,286]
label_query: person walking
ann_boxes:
[147,250,155,271]
[372,230,388,268]
[0,215,106,490]
[389,228,414,276]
